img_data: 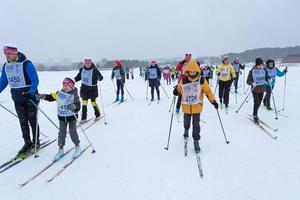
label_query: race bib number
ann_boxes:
[5,63,27,88]
[81,68,93,86]
[148,68,158,79]
[220,67,230,79]
[57,91,75,117]
[114,70,121,80]
[252,69,266,85]
[182,81,201,105]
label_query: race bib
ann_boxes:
[114,69,121,80]
[81,68,93,86]
[233,64,239,73]
[5,62,27,88]
[57,91,75,117]
[252,69,266,85]
[148,68,158,79]
[266,67,276,80]
[182,81,201,105]
[220,67,230,79]
[202,69,210,77]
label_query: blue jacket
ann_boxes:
[0,52,39,102]
[264,66,286,88]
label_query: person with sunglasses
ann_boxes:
[0,44,40,155]
[35,78,82,160]
[74,58,103,122]
[216,55,236,109]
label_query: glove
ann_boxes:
[284,67,288,73]
[173,85,179,96]
[212,101,219,109]
[68,104,77,111]
[35,94,46,100]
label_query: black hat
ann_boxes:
[255,58,264,66]
[266,59,275,64]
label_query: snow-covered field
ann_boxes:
[0,66,300,200]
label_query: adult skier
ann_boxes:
[145,60,161,101]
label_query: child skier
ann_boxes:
[36,78,82,160]
[263,59,287,110]
[201,64,212,84]
[216,55,236,108]
[111,60,126,102]
[247,58,270,124]
[145,60,161,101]
[173,60,218,153]
[232,58,245,93]
[74,58,103,122]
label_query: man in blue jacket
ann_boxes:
[263,59,287,110]
[0,44,40,155]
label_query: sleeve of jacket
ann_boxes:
[157,66,162,79]
[73,89,81,113]
[74,68,82,82]
[111,68,115,79]
[215,65,221,75]
[0,65,8,93]
[202,79,216,103]
[25,61,39,96]
[44,91,58,102]
[95,68,103,81]
[176,61,183,72]
[230,64,236,79]
[276,67,286,77]
[247,69,254,85]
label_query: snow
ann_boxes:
[0,67,300,200]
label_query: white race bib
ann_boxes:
[57,91,75,117]
[114,69,121,80]
[5,62,28,88]
[182,81,201,105]
[81,68,94,86]
[148,68,158,79]
[220,66,230,79]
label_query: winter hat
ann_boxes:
[3,43,18,55]
[222,55,229,62]
[233,58,239,63]
[266,59,275,65]
[255,58,264,66]
[115,60,122,67]
[63,77,75,89]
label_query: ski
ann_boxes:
[246,113,278,132]
[196,153,203,178]
[0,139,57,174]
[106,101,118,106]
[47,144,91,183]
[83,115,105,130]
[184,138,188,157]
[112,100,127,107]
[78,117,94,126]
[148,101,153,106]
[19,146,75,187]
[157,100,160,104]
[247,116,277,140]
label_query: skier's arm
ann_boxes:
[111,69,114,80]
[0,65,8,93]
[44,92,58,102]
[74,68,82,82]
[246,69,254,86]
[215,66,221,75]
[157,66,162,79]
[202,79,216,103]
[96,69,103,81]
[276,67,287,77]
[25,61,39,96]
[73,90,81,113]
[230,64,236,79]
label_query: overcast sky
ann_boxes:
[1,0,299,62]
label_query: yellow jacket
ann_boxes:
[216,63,236,81]
[177,60,216,114]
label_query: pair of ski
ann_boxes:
[107,100,127,107]
[19,144,91,186]
[246,113,278,140]
[184,138,203,178]
[147,100,159,106]
[0,139,57,174]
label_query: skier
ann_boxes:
[0,44,40,155]
[175,53,193,113]
[145,60,161,101]
[263,59,288,110]
[173,60,218,153]
[111,60,126,102]
[216,55,236,108]
[200,64,213,84]
[74,58,103,122]
[125,66,130,80]
[232,58,245,93]
[246,58,270,124]
[35,78,82,160]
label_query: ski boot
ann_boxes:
[176,107,180,114]
[194,140,201,153]
[121,95,124,102]
[53,148,64,161]
[266,106,273,111]
[72,146,82,159]
[18,140,33,155]
[253,116,259,124]
[115,95,119,102]
[183,130,189,139]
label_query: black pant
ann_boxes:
[184,113,201,141]
[234,74,239,90]
[263,86,274,107]
[14,100,40,143]
[151,86,160,100]
[116,80,125,96]
[252,92,264,116]
[218,80,232,105]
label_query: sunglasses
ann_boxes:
[84,59,92,62]
[185,54,192,56]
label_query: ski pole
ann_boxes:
[98,82,108,124]
[73,114,96,153]
[160,84,170,99]
[168,96,175,112]
[216,109,230,144]
[120,80,134,101]
[111,79,117,94]
[268,81,278,120]
[235,89,238,104]
[34,105,40,158]
[243,67,246,93]
[29,99,59,130]
[236,85,257,113]
[146,80,149,100]
[164,96,176,150]
[278,73,287,112]
[0,102,48,138]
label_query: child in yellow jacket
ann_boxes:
[173,60,218,153]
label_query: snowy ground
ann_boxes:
[0,66,300,200]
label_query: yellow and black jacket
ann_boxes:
[216,63,236,81]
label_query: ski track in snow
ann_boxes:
[0,67,300,200]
